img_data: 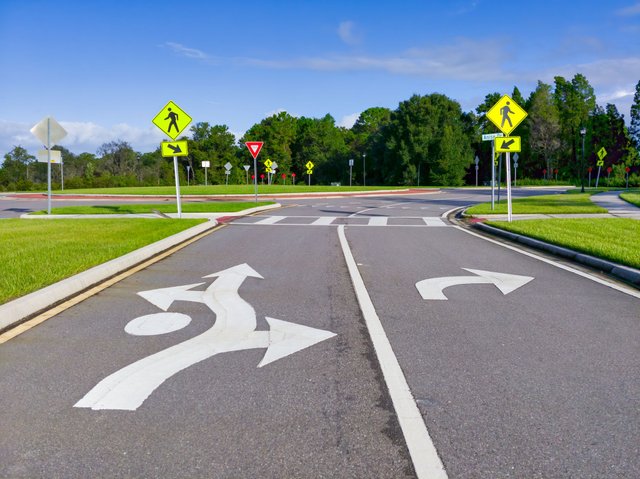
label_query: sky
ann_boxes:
[1,0,639,157]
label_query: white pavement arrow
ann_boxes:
[75,264,336,411]
[416,268,534,301]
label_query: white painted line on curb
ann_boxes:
[454,225,640,299]
[337,225,448,479]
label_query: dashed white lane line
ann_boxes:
[337,225,448,479]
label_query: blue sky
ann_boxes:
[1,0,639,156]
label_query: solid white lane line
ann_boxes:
[312,216,337,225]
[254,216,286,225]
[337,225,448,479]
[368,217,388,226]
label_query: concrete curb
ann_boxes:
[1,203,281,332]
[472,221,640,287]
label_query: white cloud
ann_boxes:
[0,120,167,156]
[339,113,360,129]
[615,2,640,16]
[163,42,217,64]
[337,21,361,46]
[240,37,509,81]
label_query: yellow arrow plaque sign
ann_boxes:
[161,140,189,157]
[153,101,192,140]
[486,95,528,135]
[494,136,521,153]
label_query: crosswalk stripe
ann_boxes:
[423,217,448,227]
[312,216,337,225]
[368,217,388,226]
[254,216,287,225]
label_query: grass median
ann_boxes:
[32,201,274,215]
[47,185,412,195]
[486,218,640,269]
[0,218,207,304]
[465,193,607,215]
[620,192,640,208]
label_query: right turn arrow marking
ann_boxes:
[416,268,534,301]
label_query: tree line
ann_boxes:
[2,75,639,191]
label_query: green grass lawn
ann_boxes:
[486,218,640,269]
[465,193,608,215]
[46,185,413,195]
[32,201,274,215]
[0,219,206,304]
[620,192,640,208]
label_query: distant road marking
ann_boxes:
[423,217,449,227]
[337,225,448,479]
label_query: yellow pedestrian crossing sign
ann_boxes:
[161,140,188,157]
[264,159,273,169]
[597,147,607,160]
[486,95,528,135]
[494,136,521,153]
[305,161,315,170]
[152,101,192,140]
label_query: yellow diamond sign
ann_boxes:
[264,159,273,169]
[305,161,315,170]
[597,147,607,160]
[486,95,527,135]
[152,101,192,140]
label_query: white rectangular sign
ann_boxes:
[37,149,62,164]
[482,133,504,141]
[201,161,210,168]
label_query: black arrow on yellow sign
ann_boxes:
[501,139,515,149]
[168,144,182,154]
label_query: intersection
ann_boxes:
[1,189,639,478]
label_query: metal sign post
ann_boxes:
[152,101,193,219]
[513,153,519,187]
[245,142,264,203]
[482,133,503,210]
[474,155,479,187]
[349,159,354,186]
[202,161,210,186]
[30,117,67,215]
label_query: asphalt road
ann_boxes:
[1,188,638,478]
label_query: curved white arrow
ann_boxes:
[75,264,335,411]
[416,268,534,300]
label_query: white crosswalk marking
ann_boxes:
[423,217,448,227]
[232,216,449,227]
[368,217,388,226]
[312,217,337,225]
[254,216,287,225]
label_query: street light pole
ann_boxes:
[362,153,366,186]
[580,127,586,193]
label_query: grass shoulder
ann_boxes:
[486,218,640,269]
[31,201,274,215]
[0,218,206,304]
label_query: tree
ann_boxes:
[554,74,596,177]
[528,81,561,178]
[383,94,472,186]
[96,141,138,177]
[190,122,240,184]
[630,80,640,151]
[0,146,36,189]
[240,112,298,178]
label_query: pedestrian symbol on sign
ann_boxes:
[500,101,514,129]
[165,108,179,134]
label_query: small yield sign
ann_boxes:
[245,141,264,202]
